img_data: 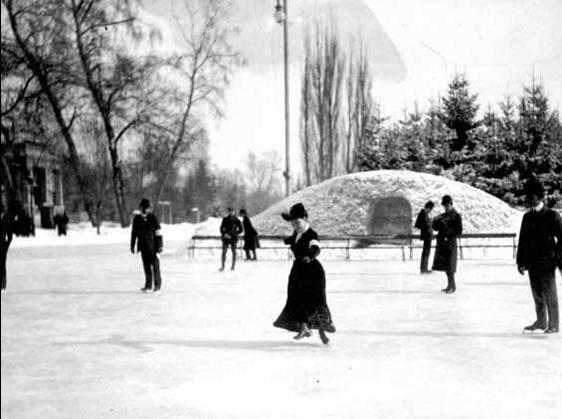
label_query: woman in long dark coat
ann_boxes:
[273,203,335,344]
[240,209,259,260]
[432,195,463,293]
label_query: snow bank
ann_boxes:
[11,222,195,249]
[253,170,524,236]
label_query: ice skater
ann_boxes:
[415,201,435,274]
[517,178,561,334]
[53,209,69,236]
[219,207,243,271]
[432,195,463,293]
[130,199,163,292]
[1,202,14,291]
[240,209,259,261]
[273,203,335,345]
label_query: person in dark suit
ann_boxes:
[415,201,435,274]
[1,203,14,291]
[53,210,69,236]
[432,195,463,294]
[130,198,163,292]
[517,178,562,334]
[240,209,259,261]
[219,207,243,271]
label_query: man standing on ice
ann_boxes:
[415,201,435,274]
[130,198,163,292]
[1,202,14,291]
[432,195,462,293]
[517,178,561,334]
[219,207,243,271]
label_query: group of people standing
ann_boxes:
[415,195,463,293]
[414,179,561,334]
[218,208,259,272]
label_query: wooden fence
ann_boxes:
[188,233,517,261]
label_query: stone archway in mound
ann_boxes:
[366,196,412,244]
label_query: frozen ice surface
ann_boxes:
[2,238,561,419]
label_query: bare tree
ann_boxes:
[79,118,111,234]
[345,37,373,173]
[152,0,242,206]
[2,0,96,220]
[300,20,346,184]
[66,0,162,226]
[300,40,314,186]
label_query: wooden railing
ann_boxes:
[188,233,517,261]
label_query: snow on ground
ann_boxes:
[253,170,524,236]
[11,222,196,249]
[2,239,561,419]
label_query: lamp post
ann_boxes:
[274,0,291,197]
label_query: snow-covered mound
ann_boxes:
[192,217,221,236]
[253,170,523,236]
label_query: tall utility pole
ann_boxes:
[274,0,291,197]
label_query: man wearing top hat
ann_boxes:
[432,195,463,293]
[517,177,562,333]
[130,198,163,292]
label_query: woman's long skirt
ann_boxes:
[273,259,336,333]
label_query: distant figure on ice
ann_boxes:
[415,201,435,274]
[240,209,259,261]
[517,178,561,334]
[273,203,335,345]
[1,203,14,291]
[130,199,163,292]
[219,207,243,271]
[53,209,69,236]
[432,195,463,294]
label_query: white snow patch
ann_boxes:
[253,170,524,236]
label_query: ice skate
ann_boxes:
[522,322,546,333]
[293,325,312,340]
[544,327,559,334]
[319,330,330,345]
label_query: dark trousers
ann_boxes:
[141,250,161,289]
[1,247,7,289]
[245,249,257,260]
[528,267,559,329]
[420,239,431,272]
[446,272,456,290]
[221,240,237,269]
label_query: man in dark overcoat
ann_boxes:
[130,198,163,292]
[219,207,243,271]
[1,202,14,291]
[415,201,435,274]
[432,195,463,293]
[53,210,69,236]
[517,178,562,333]
[240,209,259,261]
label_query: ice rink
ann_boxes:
[2,236,561,419]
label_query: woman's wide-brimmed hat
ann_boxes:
[281,203,308,221]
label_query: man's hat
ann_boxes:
[441,195,453,206]
[281,203,308,221]
[139,198,150,209]
[523,177,545,198]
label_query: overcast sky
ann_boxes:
[143,0,562,171]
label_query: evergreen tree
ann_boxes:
[441,73,479,151]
